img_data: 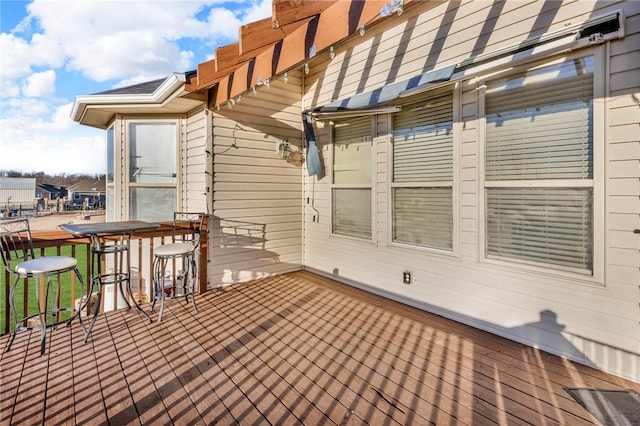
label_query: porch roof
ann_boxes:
[70,71,204,129]
[2,271,638,425]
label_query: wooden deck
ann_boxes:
[1,270,638,425]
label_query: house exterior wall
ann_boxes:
[301,0,640,382]
[102,109,209,298]
[0,177,36,210]
[208,72,304,286]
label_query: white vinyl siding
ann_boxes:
[209,73,303,285]
[183,107,209,213]
[301,0,639,383]
[484,55,595,274]
[331,117,373,239]
[392,91,454,250]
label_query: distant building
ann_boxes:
[36,183,68,201]
[0,177,36,211]
[67,179,106,208]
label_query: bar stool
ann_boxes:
[0,219,86,355]
[151,212,205,321]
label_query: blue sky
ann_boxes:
[0,0,271,175]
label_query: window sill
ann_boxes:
[389,241,459,260]
[479,257,604,288]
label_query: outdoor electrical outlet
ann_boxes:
[403,271,412,285]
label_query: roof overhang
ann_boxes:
[71,73,205,129]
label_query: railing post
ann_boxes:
[2,270,9,334]
[198,220,208,294]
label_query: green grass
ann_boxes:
[0,246,90,334]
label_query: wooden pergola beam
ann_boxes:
[215,42,240,71]
[240,17,309,53]
[214,0,388,104]
[196,18,310,89]
[241,18,282,53]
[272,0,338,28]
[194,0,413,105]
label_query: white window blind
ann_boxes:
[130,122,177,184]
[332,188,372,238]
[394,187,453,249]
[486,188,592,271]
[332,117,372,238]
[333,118,372,184]
[392,91,454,250]
[484,55,594,274]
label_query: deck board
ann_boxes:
[1,270,638,425]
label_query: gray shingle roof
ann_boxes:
[94,78,166,95]
[93,70,196,95]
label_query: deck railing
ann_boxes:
[1,222,208,334]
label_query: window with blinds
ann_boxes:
[484,55,594,274]
[392,91,454,250]
[331,117,373,239]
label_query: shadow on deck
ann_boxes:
[1,270,638,425]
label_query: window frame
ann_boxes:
[478,47,605,283]
[329,116,376,242]
[124,117,181,222]
[388,84,460,255]
[105,123,116,222]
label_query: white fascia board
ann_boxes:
[71,72,187,123]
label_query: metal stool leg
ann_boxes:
[83,276,102,344]
[66,268,87,336]
[189,255,198,313]
[158,258,168,322]
[151,255,168,322]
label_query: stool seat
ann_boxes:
[151,212,205,322]
[154,242,195,258]
[15,256,78,275]
[1,218,85,356]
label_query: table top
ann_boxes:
[59,220,160,237]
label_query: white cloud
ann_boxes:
[0,118,104,175]
[207,7,243,40]
[16,0,271,85]
[0,0,273,174]
[3,134,105,175]
[0,0,272,91]
[0,82,20,98]
[46,103,76,131]
[1,98,100,174]
[21,69,56,97]
[242,0,273,24]
[5,97,50,118]
[0,33,33,78]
